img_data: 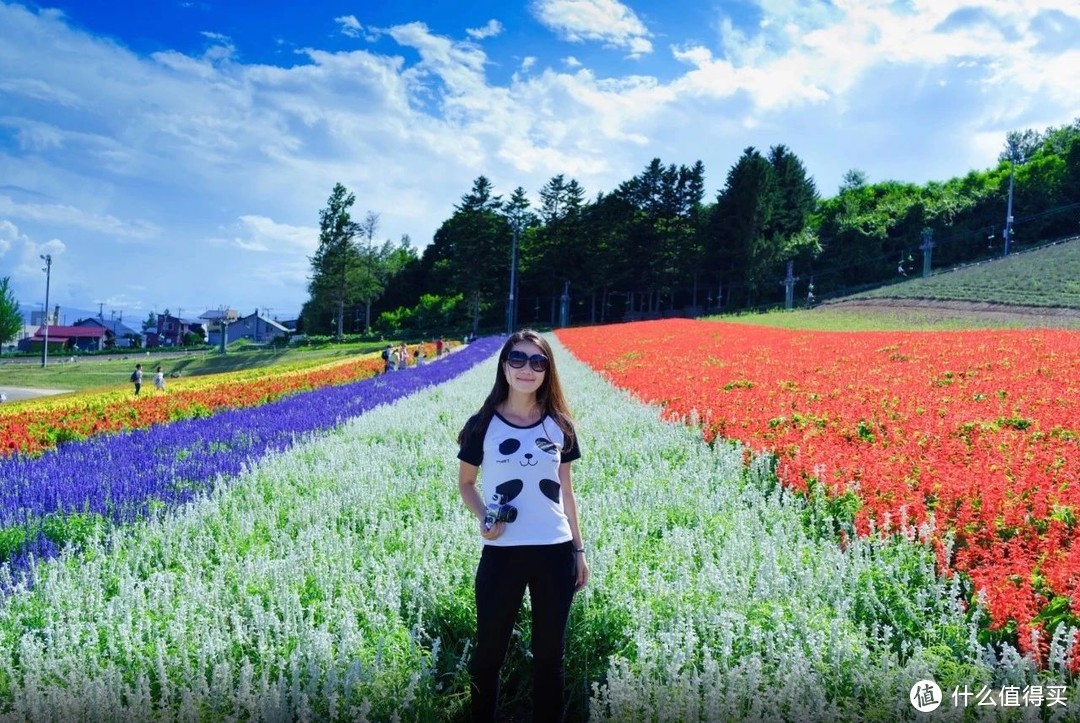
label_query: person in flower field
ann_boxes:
[456,329,589,722]
[130,363,143,396]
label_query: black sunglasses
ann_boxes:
[506,350,549,373]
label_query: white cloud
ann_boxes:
[0,219,20,256]
[672,0,1080,125]
[39,237,66,256]
[0,196,158,240]
[96,292,145,312]
[0,78,83,108]
[466,19,503,40]
[1,221,67,295]
[335,15,362,38]
[532,0,654,57]
[8,120,66,151]
[232,215,317,254]
[1,0,1077,317]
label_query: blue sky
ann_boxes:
[1,0,1077,325]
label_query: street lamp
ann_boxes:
[218,306,230,354]
[40,254,52,368]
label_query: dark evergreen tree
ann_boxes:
[305,183,363,337]
[504,186,537,331]
[418,177,509,333]
[706,148,776,307]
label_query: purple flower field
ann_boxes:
[0,337,502,575]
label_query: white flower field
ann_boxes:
[0,339,1075,721]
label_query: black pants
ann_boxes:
[471,542,577,723]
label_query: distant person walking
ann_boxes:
[153,365,166,393]
[435,337,444,359]
[382,344,393,373]
[131,363,143,396]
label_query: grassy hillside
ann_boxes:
[709,238,1080,330]
[845,237,1080,308]
[714,305,1080,331]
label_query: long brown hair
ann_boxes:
[457,330,575,450]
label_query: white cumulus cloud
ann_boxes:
[466,19,504,40]
[335,15,363,38]
[532,0,653,57]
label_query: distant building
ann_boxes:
[210,310,289,345]
[199,308,238,328]
[145,313,206,347]
[23,325,106,353]
[73,318,143,348]
[5,324,37,353]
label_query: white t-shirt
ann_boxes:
[458,411,581,547]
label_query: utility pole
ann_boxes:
[920,229,935,277]
[40,254,52,368]
[782,260,798,311]
[262,308,273,343]
[219,306,230,353]
[559,281,571,328]
[1003,161,1015,256]
[507,223,519,335]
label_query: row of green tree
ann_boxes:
[302,119,1080,336]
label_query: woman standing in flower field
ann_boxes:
[457,330,589,722]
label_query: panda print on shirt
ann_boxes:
[492,437,562,508]
[458,412,580,547]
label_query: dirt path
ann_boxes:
[0,386,75,402]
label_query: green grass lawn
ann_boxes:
[0,342,390,391]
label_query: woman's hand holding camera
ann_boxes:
[480,519,505,540]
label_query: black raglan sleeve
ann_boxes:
[561,420,581,463]
[457,413,487,466]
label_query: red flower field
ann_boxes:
[559,319,1080,661]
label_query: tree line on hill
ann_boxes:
[301,119,1080,337]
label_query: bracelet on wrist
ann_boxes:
[574,547,585,554]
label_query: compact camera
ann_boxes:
[484,492,518,528]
